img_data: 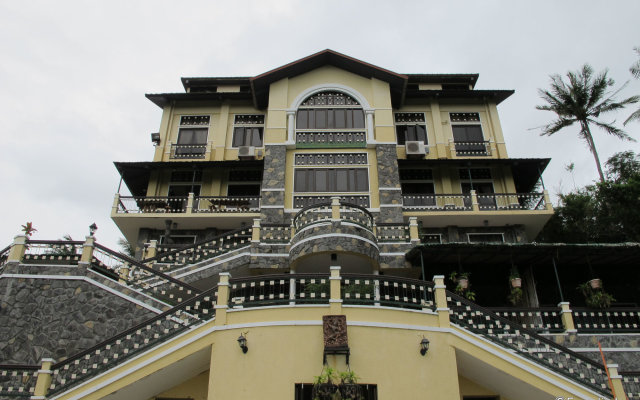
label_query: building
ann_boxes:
[0,50,639,400]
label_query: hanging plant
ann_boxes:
[312,367,339,400]
[339,370,363,400]
[509,267,522,288]
[507,287,523,306]
[449,271,476,301]
[577,281,615,309]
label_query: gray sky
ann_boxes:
[1,0,639,250]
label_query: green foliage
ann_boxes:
[537,64,639,182]
[49,234,77,256]
[577,282,615,309]
[449,271,476,301]
[625,47,640,125]
[314,367,338,385]
[342,282,374,302]
[538,151,640,243]
[21,222,37,238]
[508,287,523,306]
[339,370,359,384]
[117,238,136,257]
[509,267,520,280]
[304,282,330,297]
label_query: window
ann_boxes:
[232,115,264,147]
[294,168,368,193]
[167,170,202,211]
[226,169,261,207]
[295,91,366,148]
[294,384,377,400]
[400,168,435,207]
[173,115,210,158]
[460,168,496,209]
[395,113,428,145]
[450,112,487,155]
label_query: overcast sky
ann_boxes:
[1,0,639,250]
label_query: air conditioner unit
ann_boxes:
[238,146,256,159]
[405,141,427,157]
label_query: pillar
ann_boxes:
[215,272,230,325]
[433,275,450,328]
[80,236,95,263]
[7,235,27,262]
[558,302,577,333]
[32,358,55,399]
[606,364,627,400]
[329,266,342,314]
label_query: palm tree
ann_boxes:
[537,64,639,182]
[625,47,640,125]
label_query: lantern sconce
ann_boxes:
[420,337,430,356]
[237,333,248,354]
[89,223,98,237]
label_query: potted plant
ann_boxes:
[507,287,523,306]
[589,278,602,289]
[449,271,476,301]
[509,268,522,288]
[339,370,362,400]
[578,281,615,309]
[312,367,339,400]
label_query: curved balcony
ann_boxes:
[289,199,378,270]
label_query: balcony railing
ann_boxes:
[293,195,369,208]
[0,365,38,397]
[490,307,564,333]
[229,274,330,307]
[292,201,374,233]
[341,274,435,310]
[622,372,640,399]
[169,143,208,159]
[21,240,84,265]
[402,192,547,212]
[572,307,640,333]
[115,195,259,214]
[192,196,260,213]
[453,140,491,156]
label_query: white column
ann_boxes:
[287,110,295,144]
[365,110,375,143]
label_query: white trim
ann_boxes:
[568,347,640,353]
[0,274,165,313]
[261,188,285,192]
[378,252,407,257]
[379,204,403,207]
[260,205,285,209]
[343,305,437,315]
[379,187,402,191]
[289,84,371,110]
[289,233,379,252]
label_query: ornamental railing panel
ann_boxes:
[0,365,38,397]
[293,195,369,209]
[260,224,291,244]
[572,308,640,333]
[0,245,11,271]
[92,243,200,305]
[22,240,84,265]
[375,223,410,243]
[341,274,435,310]
[193,196,260,213]
[170,143,207,159]
[47,287,217,396]
[453,140,490,156]
[476,193,546,211]
[296,132,366,148]
[144,227,253,273]
[623,372,640,399]
[489,307,564,333]
[447,292,611,397]
[402,194,471,211]
[229,274,330,307]
[292,202,332,231]
[116,196,189,214]
[338,203,374,231]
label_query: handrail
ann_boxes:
[447,291,611,396]
[26,240,85,245]
[142,226,252,263]
[93,243,200,295]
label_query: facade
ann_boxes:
[1,50,639,400]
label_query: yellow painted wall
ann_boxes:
[152,370,209,400]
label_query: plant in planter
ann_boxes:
[577,281,615,309]
[312,367,339,400]
[507,287,523,306]
[449,271,476,301]
[509,267,522,288]
[339,370,363,400]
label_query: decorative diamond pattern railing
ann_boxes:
[623,372,640,399]
[47,287,218,396]
[447,292,611,397]
[292,202,332,231]
[375,223,410,243]
[143,227,253,273]
[490,307,564,333]
[22,240,84,265]
[92,243,200,305]
[260,224,291,243]
[0,365,38,397]
[572,308,640,333]
[0,245,12,272]
[341,274,435,310]
[229,274,330,307]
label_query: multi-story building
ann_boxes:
[1,50,638,400]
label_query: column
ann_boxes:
[215,272,231,326]
[433,275,450,328]
[558,302,577,333]
[329,266,342,314]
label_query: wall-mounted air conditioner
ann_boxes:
[405,141,427,157]
[238,146,256,159]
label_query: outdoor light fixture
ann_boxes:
[237,334,248,353]
[89,223,98,237]
[420,337,430,356]
[151,132,160,145]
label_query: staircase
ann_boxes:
[447,291,612,397]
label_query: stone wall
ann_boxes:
[0,276,156,364]
[375,144,404,223]
[548,333,640,372]
[260,145,286,223]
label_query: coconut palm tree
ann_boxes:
[537,64,639,182]
[625,47,640,126]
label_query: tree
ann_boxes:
[624,47,640,125]
[537,64,639,182]
[538,151,640,243]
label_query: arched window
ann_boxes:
[295,91,366,148]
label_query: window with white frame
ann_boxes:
[232,114,264,147]
[173,115,210,158]
[450,112,488,155]
[395,113,428,145]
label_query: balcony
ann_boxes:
[402,191,554,239]
[111,193,260,242]
[169,143,209,159]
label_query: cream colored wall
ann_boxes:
[458,375,503,399]
[152,370,209,400]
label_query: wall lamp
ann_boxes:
[151,132,161,145]
[420,337,430,356]
[237,334,248,353]
[89,223,98,237]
